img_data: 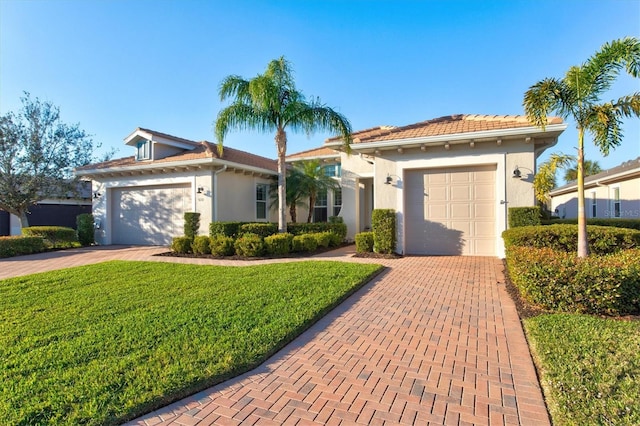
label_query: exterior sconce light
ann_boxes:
[93,192,101,199]
[197,186,204,194]
[385,175,393,185]
[513,166,522,178]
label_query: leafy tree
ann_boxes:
[563,159,602,182]
[214,56,352,233]
[534,153,574,202]
[0,93,97,228]
[524,37,640,257]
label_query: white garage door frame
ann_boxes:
[102,176,197,245]
[395,154,507,257]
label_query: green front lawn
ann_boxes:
[0,260,382,425]
[524,314,640,425]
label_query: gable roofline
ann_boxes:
[124,127,200,150]
[286,146,341,162]
[549,157,640,196]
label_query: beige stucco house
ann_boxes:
[289,114,566,257]
[549,157,640,220]
[77,115,566,256]
[76,128,278,245]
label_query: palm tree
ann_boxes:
[214,57,352,233]
[269,167,307,223]
[292,160,341,223]
[524,37,640,257]
[563,159,602,182]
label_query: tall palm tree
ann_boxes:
[269,167,307,223]
[563,159,602,182]
[524,37,640,257]
[214,57,352,233]
[292,160,341,223]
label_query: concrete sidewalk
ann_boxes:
[1,246,549,425]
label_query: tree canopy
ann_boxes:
[214,56,352,232]
[524,36,640,257]
[564,160,602,183]
[0,93,97,227]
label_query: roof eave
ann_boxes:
[324,124,568,151]
[550,168,640,196]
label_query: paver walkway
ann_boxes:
[0,247,550,425]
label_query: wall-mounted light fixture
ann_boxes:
[513,166,522,178]
[384,174,401,185]
[93,192,102,199]
[197,186,204,194]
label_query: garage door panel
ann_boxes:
[405,165,496,256]
[112,184,191,246]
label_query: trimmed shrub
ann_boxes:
[264,233,293,255]
[542,218,640,231]
[192,236,211,255]
[239,222,278,238]
[22,226,77,248]
[234,233,265,257]
[184,212,201,239]
[0,236,46,258]
[76,213,95,246]
[328,216,344,224]
[372,209,396,254]
[508,206,541,228]
[506,246,640,315]
[210,235,235,256]
[327,232,343,247]
[287,222,347,240]
[209,222,245,238]
[310,232,332,249]
[502,224,640,254]
[355,232,374,253]
[171,237,192,254]
[292,234,318,252]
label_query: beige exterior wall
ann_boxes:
[215,171,276,223]
[339,153,374,240]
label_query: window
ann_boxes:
[613,187,621,218]
[591,191,597,218]
[256,184,268,220]
[333,188,342,217]
[136,140,150,160]
[313,189,328,222]
[323,163,341,177]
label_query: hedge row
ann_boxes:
[542,218,640,231]
[0,236,46,258]
[172,230,342,257]
[508,207,542,228]
[506,246,640,315]
[502,224,640,254]
[22,226,78,248]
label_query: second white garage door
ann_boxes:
[111,184,192,246]
[404,165,496,256]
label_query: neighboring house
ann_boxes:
[1,182,92,236]
[75,128,277,246]
[296,114,566,257]
[550,157,640,220]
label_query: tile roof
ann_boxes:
[77,140,277,172]
[326,114,564,144]
[134,127,200,146]
[286,146,341,160]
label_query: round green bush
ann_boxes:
[355,232,374,253]
[234,233,265,257]
[264,233,293,255]
[210,235,235,256]
[292,234,318,252]
[171,237,192,254]
[76,213,95,246]
[192,236,211,255]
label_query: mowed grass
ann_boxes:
[0,260,382,425]
[524,314,640,425]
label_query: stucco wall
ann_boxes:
[339,153,374,239]
[216,172,276,223]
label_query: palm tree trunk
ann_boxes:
[276,128,287,233]
[307,192,316,223]
[290,204,297,223]
[577,128,589,257]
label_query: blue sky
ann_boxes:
[1,0,639,183]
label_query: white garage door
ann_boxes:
[111,184,192,245]
[404,165,496,256]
